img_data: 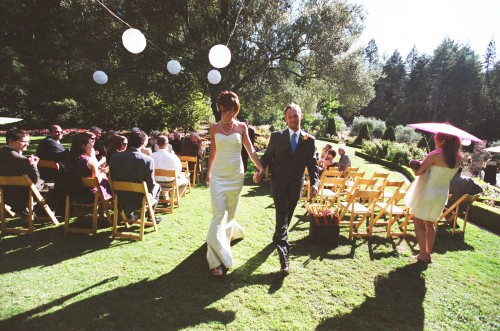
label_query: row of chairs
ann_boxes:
[1,164,196,240]
[308,169,479,239]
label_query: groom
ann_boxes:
[254,103,319,275]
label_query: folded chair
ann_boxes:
[337,188,380,239]
[371,190,411,238]
[179,155,198,186]
[64,177,113,235]
[155,169,181,213]
[0,175,59,234]
[111,181,158,241]
[435,193,480,235]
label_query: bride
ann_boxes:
[206,91,264,276]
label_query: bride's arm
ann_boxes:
[206,124,217,186]
[241,123,264,173]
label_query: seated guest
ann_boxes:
[320,144,333,160]
[147,130,160,153]
[89,126,107,164]
[138,130,153,156]
[106,135,128,160]
[64,132,112,203]
[181,132,204,158]
[445,167,483,224]
[151,135,189,197]
[109,130,162,223]
[170,131,182,154]
[319,149,336,169]
[0,128,44,215]
[338,147,352,172]
[36,124,69,181]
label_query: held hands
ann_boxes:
[253,170,264,183]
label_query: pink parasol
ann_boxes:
[408,122,483,143]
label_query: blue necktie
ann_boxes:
[291,132,297,154]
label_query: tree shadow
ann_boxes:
[241,181,271,198]
[0,243,285,330]
[403,227,475,256]
[316,262,428,331]
[0,224,131,275]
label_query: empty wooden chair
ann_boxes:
[111,181,158,241]
[435,193,481,235]
[155,169,181,213]
[337,188,380,239]
[64,177,113,235]
[316,176,347,206]
[180,160,192,194]
[372,190,411,238]
[370,172,390,190]
[378,180,405,201]
[0,175,59,234]
[179,155,199,186]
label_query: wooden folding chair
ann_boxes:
[64,177,113,235]
[316,176,347,206]
[342,167,360,178]
[371,190,411,238]
[344,171,366,190]
[180,161,191,194]
[179,155,198,186]
[378,180,405,201]
[0,175,59,234]
[344,177,377,201]
[337,188,380,239]
[155,169,180,213]
[435,193,480,235]
[111,181,158,241]
[370,172,390,190]
[320,169,343,181]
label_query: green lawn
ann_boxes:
[0,143,499,330]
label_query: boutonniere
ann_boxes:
[302,134,310,141]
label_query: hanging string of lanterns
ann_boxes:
[93,0,243,85]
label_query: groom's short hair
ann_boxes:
[284,103,302,116]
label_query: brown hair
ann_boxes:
[217,90,240,117]
[436,132,461,168]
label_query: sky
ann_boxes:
[350,0,500,58]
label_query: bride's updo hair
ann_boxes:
[435,132,461,168]
[217,90,240,117]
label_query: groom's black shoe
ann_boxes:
[280,266,290,276]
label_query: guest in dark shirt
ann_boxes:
[0,129,43,214]
[446,167,483,215]
[170,131,182,154]
[36,125,68,181]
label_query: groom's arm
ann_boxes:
[305,138,320,196]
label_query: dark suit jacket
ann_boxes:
[0,146,41,212]
[109,147,156,214]
[260,129,319,197]
[36,136,68,181]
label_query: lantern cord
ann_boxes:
[95,0,169,57]
[226,0,245,46]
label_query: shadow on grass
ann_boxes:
[403,226,475,256]
[0,222,131,275]
[316,262,428,331]
[0,243,288,330]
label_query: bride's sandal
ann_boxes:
[210,265,224,276]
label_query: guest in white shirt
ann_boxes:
[151,135,189,196]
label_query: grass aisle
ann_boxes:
[0,144,498,330]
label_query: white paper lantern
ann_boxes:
[166,60,182,74]
[93,71,108,85]
[461,139,472,146]
[208,44,231,68]
[207,69,222,84]
[122,28,147,54]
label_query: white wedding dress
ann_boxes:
[206,132,246,269]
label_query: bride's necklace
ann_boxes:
[219,120,234,135]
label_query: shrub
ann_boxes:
[351,116,386,139]
[381,126,396,141]
[353,123,370,145]
[362,140,426,166]
[395,125,422,144]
